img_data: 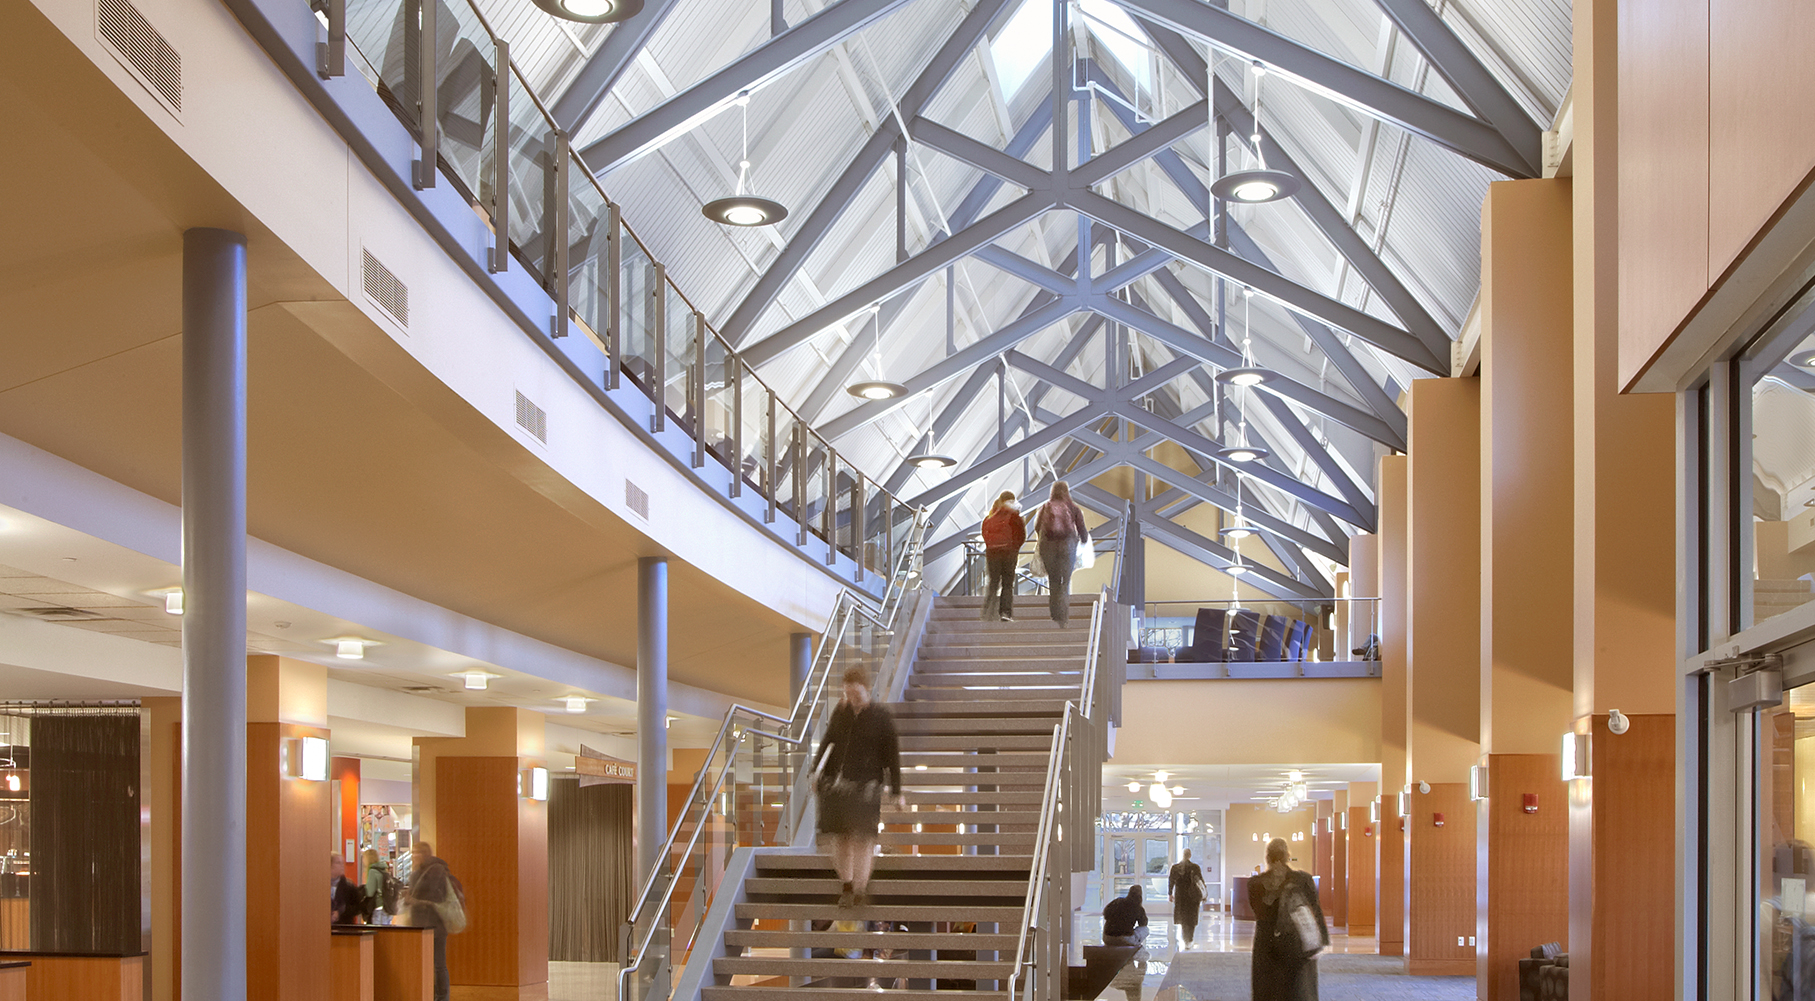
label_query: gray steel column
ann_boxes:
[636,556,669,885]
[180,228,248,1001]
[789,632,813,708]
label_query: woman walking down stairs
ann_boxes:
[697,592,1103,1000]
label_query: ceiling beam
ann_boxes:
[578,0,921,173]
[1071,97,1210,188]
[549,0,688,133]
[909,117,1052,192]
[1114,0,1535,178]
[1124,456,1347,564]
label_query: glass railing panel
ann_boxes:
[773,409,799,521]
[702,335,736,469]
[834,472,857,562]
[503,66,551,283]
[737,372,772,499]
[801,436,829,543]
[663,279,695,433]
[429,4,497,203]
[1132,597,1382,664]
[345,0,411,121]
[566,170,612,358]
[618,232,658,394]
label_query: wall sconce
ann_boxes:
[1397,792,1409,818]
[1470,764,1487,802]
[1433,813,1445,828]
[1370,798,1380,823]
[1339,811,1347,830]
[286,736,329,781]
[1562,730,1589,781]
[520,766,548,801]
[1252,833,1259,842]
[456,671,499,691]
[163,589,184,615]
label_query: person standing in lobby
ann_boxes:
[1249,838,1326,1001]
[1033,481,1090,626]
[1168,847,1207,949]
[979,491,1025,621]
[330,854,365,924]
[406,840,465,1001]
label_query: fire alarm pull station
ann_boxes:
[1522,793,1538,815]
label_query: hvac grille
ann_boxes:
[515,391,547,442]
[96,0,181,113]
[362,249,409,327]
[625,481,649,520]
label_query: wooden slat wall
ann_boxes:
[331,933,374,1001]
[1583,714,1676,999]
[1707,0,1815,280]
[246,722,331,1001]
[371,926,433,1001]
[1346,808,1375,934]
[1481,754,1567,1001]
[436,756,548,993]
[10,955,143,1001]
[1406,783,1475,976]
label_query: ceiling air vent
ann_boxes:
[96,0,182,115]
[17,606,104,620]
[515,391,547,443]
[625,480,649,520]
[362,249,409,328]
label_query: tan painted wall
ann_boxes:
[1114,680,1381,765]
[1225,803,1316,879]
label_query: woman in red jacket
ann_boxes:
[979,491,1026,621]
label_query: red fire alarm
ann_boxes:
[1363,825,1374,838]
[1398,816,1406,832]
[1522,793,1538,815]
[1433,813,1445,827]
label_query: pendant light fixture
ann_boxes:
[532,0,641,23]
[904,395,955,468]
[1210,61,1300,204]
[703,93,789,227]
[1216,289,1271,464]
[846,307,906,400]
[1218,487,1267,539]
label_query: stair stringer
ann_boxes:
[672,846,814,1001]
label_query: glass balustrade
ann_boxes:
[324,0,918,578]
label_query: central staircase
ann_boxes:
[696,593,1101,1000]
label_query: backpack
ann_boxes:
[981,509,1019,549]
[372,865,402,916]
[1040,501,1074,538]
[1273,877,1325,959]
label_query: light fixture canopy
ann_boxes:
[1211,168,1301,204]
[530,0,642,23]
[563,696,588,714]
[457,671,498,691]
[846,380,908,400]
[702,195,788,227]
[336,639,365,660]
[1215,365,1274,387]
[1216,445,1271,464]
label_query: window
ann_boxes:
[989,0,1052,99]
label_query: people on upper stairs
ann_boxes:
[980,491,1026,622]
[811,667,903,909]
[1034,480,1090,626]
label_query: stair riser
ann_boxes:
[723,930,1020,951]
[713,958,1014,978]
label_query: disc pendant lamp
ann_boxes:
[533,0,641,23]
[1211,62,1300,204]
[1215,289,1272,465]
[846,308,906,400]
[703,93,789,227]
[904,397,955,468]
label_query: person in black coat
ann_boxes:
[1168,848,1207,949]
[330,853,365,924]
[1102,884,1149,946]
[1249,838,1328,1001]
[811,667,903,908]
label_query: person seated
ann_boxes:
[1103,885,1149,946]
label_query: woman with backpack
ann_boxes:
[1249,837,1328,1001]
[979,491,1026,621]
[1033,481,1090,626]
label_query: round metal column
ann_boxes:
[637,556,668,884]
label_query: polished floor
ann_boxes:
[549,961,619,1000]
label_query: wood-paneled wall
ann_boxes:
[1406,783,1475,976]
[371,927,432,1001]
[1480,754,1567,1001]
[331,932,374,1001]
[247,722,331,1001]
[1346,808,1375,934]
[1617,0,1815,386]
[435,757,547,993]
[1578,713,1675,999]
[5,954,143,1001]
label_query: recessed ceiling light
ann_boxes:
[453,671,499,691]
[336,639,365,660]
[563,696,588,714]
[1797,353,1815,369]
[1127,780,1141,792]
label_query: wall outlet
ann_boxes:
[1468,936,1477,946]
[1457,936,1466,946]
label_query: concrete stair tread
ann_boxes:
[876,831,1035,845]
[900,791,1045,804]
[895,735,1053,750]
[894,719,1060,735]
[745,877,1027,896]
[723,929,1020,951]
[754,854,1033,872]
[904,688,1079,701]
[713,957,1015,978]
[735,902,1025,922]
[702,989,1006,1001]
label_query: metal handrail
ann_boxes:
[1006,706,1074,1001]
[1079,589,1107,721]
[615,508,927,1001]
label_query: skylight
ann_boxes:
[991,0,1154,102]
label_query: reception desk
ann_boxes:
[332,928,376,1001]
[370,926,433,1001]
[0,953,142,1001]
[0,962,26,1001]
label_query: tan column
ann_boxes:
[1571,0,1680,990]
[415,707,549,1000]
[1346,780,1379,936]
[245,655,332,1001]
[1475,177,1577,1001]
[1377,455,1409,958]
[145,697,182,1001]
[1405,378,1482,976]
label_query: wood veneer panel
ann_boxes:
[1586,714,1675,999]
[1407,784,1474,972]
[372,927,433,1001]
[332,934,375,1001]
[1616,0,1710,387]
[0,965,21,1001]
[247,722,331,1001]
[1708,0,1815,280]
[439,757,523,987]
[1481,754,1567,1001]
[1315,827,1334,914]
[16,955,142,1001]
[1331,827,1347,926]
[1346,809,1375,932]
